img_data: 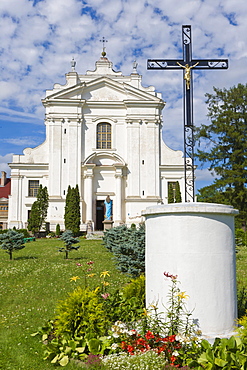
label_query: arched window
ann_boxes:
[97,123,111,149]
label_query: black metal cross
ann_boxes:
[100,37,108,57]
[147,25,228,202]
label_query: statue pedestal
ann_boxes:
[103,220,113,231]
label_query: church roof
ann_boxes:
[0,178,11,199]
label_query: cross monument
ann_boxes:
[147,25,228,202]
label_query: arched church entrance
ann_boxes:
[83,152,126,230]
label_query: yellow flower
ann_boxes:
[149,304,158,310]
[100,271,110,278]
[177,291,189,300]
[87,273,96,278]
[70,276,80,282]
[143,308,150,316]
[102,281,110,286]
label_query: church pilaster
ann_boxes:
[114,164,124,224]
[84,164,95,224]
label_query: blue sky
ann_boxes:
[0,0,247,192]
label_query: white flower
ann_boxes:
[111,343,119,350]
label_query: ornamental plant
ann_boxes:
[58,230,80,259]
[0,229,25,260]
[107,273,202,367]
[103,224,145,277]
[33,269,202,367]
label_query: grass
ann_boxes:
[0,237,130,370]
[0,238,247,370]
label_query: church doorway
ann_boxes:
[96,200,105,230]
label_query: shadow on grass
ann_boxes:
[14,256,38,260]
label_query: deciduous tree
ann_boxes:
[196,83,247,228]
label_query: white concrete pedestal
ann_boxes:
[143,203,238,338]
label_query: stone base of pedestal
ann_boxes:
[103,220,113,231]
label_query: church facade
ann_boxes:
[8,55,186,231]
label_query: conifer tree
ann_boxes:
[168,183,175,203]
[175,181,182,203]
[64,185,81,235]
[28,185,49,233]
[196,83,247,228]
[0,229,25,260]
[59,230,80,259]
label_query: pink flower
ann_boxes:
[76,263,82,267]
[87,261,94,265]
[101,293,110,299]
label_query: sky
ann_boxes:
[0,0,246,193]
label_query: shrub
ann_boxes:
[55,224,61,236]
[103,224,145,277]
[17,228,30,238]
[54,287,107,338]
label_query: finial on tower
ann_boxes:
[71,57,76,72]
[100,37,108,57]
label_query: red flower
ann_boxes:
[136,337,147,346]
[121,341,127,350]
[127,345,134,354]
[145,330,155,340]
[168,335,176,342]
[170,355,176,364]
[164,271,178,280]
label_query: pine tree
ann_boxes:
[28,185,49,233]
[175,181,182,203]
[196,83,247,228]
[59,230,80,259]
[64,185,81,235]
[0,229,25,260]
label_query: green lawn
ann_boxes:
[0,238,129,370]
[0,238,246,370]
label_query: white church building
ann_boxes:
[8,53,186,231]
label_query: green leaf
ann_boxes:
[86,338,102,355]
[227,336,237,350]
[51,354,59,364]
[215,358,228,367]
[42,333,48,341]
[59,355,69,367]
[76,346,86,353]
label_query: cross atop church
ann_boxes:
[100,37,108,57]
[147,25,228,202]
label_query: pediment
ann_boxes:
[43,76,162,104]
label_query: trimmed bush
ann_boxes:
[103,224,145,277]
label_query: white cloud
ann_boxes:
[0,153,13,176]
[0,137,42,147]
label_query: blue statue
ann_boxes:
[104,196,112,220]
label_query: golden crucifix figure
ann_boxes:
[177,62,199,89]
